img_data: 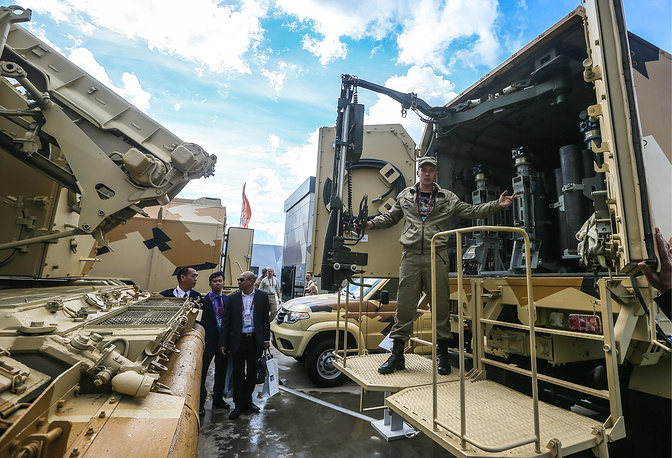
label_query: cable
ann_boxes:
[631,277,672,346]
[322,158,407,219]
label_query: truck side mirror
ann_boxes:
[379,290,389,305]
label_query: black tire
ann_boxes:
[304,338,347,387]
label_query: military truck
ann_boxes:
[315,1,670,456]
[0,6,216,457]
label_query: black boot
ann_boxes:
[437,339,452,375]
[378,338,405,374]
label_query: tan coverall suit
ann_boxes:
[369,182,501,342]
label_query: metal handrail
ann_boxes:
[431,225,541,454]
[334,272,370,367]
[482,358,611,399]
[409,336,432,346]
[480,318,606,340]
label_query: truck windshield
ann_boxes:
[340,278,384,300]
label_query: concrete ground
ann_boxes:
[197,348,451,457]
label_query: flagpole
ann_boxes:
[240,183,246,226]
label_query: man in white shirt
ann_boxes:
[304,272,318,296]
[258,267,281,321]
[219,271,271,420]
[159,267,201,299]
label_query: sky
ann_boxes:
[10,0,671,246]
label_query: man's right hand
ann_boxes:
[219,346,227,356]
[352,219,373,232]
[639,227,671,294]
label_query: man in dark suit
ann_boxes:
[219,271,270,420]
[198,271,230,416]
[160,267,201,299]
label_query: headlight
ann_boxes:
[285,311,310,324]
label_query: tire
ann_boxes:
[304,339,347,387]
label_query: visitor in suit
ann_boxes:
[159,267,201,299]
[198,271,230,416]
[219,271,270,420]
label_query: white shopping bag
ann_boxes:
[379,333,393,351]
[261,355,279,397]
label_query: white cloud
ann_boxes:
[120,73,151,112]
[302,33,347,65]
[20,0,268,75]
[268,134,282,151]
[396,0,500,72]
[275,129,319,183]
[68,47,152,111]
[174,103,181,111]
[259,60,299,93]
[276,0,500,70]
[179,148,289,246]
[216,83,230,100]
[252,221,285,245]
[366,66,457,143]
[18,0,75,24]
[244,168,287,244]
[276,0,396,64]
[260,68,287,93]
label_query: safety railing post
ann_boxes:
[431,234,438,431]
[430,225,540,453]
[521,230,541,453]
[456,231,467,450]
[335,283,342,362]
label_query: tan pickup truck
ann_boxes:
[271,278,433,387]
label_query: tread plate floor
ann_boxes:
[334,353,456,392]
[386,380,604,457]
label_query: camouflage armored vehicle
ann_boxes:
[0,6,216,457]
[82,197,226,293]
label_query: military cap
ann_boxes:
[417,156,438,167]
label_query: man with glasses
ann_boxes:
[219,271,271,419]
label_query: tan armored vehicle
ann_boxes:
[0,6,216,457]
[304,1,670,456]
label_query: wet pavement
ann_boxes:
[197,348,451,457]
[197,349,668,457]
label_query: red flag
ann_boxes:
[240,183,251,228]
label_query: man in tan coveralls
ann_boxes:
[365,156,517,375]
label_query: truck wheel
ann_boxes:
[305,339,347,387]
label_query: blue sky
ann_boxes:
[11,0,671,245]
